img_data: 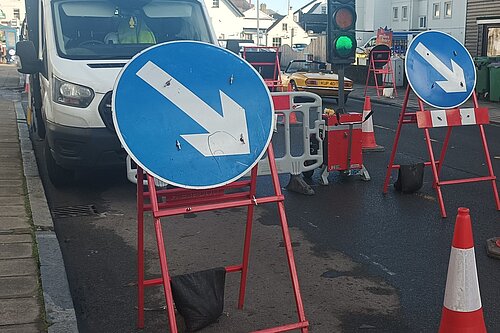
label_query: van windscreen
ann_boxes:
[52,0,212,60]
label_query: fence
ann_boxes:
[279,35,327,68]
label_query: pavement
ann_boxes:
[0,63,498,333]
[0,64,78,333]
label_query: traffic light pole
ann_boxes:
[338,64,345,113]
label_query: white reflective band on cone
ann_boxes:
[443,247,482,312]
[362,110,373,132]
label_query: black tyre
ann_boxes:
[30,75,46,139]
[31,105,45,140]
[290,81,298,91]
[44,140,75,187]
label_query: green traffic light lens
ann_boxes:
[335,35,355,57]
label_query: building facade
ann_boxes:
[265,9,311,48]
[465,0,500,57]
[357,0,466,44]
[203,0,245,40]
[293,0,328,34]
[0,0,25,28]
[241,6,275,44]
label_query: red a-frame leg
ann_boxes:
[136,143,309,332]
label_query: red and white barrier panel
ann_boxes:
[272,94,291,111]
[416,108,489,129]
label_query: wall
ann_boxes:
[266,14,311,47]
[356,0,388,45]
[357,0,467,44]
[280,35,327,66]
[0,0,26,29]
[203,0,244,40]
[425,0,467,42]
[465,0,500,57]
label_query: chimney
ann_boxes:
[260,3,267,12]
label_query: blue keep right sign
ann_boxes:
[405,31,476,109]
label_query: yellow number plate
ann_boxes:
[318,81,338,88]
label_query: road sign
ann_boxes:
[405,31,476,109]
[113,41,274,189]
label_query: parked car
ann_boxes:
[292,43,308,52]
[281,60,353,102]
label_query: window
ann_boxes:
[51,0,212,60]
[13,9,20,19]
[433,3,440,19]
[282,23,288,32]
[402,6,408,20]
[419,16,427,28]
[272,37,282,47]
[393,7,398,20]
[212,0,219,8]
[486,27,500,57]
[444,2,452,18]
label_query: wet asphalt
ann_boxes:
[30,97,500,332]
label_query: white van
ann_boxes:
[17,0,217,186]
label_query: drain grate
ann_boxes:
[51,204,98,218]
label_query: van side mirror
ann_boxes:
[16,41,42,74]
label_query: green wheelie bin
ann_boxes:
[474,57,490,97]
[488,62,500,102]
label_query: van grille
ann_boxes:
[98,91,115,132]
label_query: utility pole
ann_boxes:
[256,0,260,45]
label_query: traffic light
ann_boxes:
[327,0,357,65]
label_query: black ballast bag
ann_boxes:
[171,267,226,331]
[394,163,425,193]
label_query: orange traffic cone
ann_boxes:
[361,96,384,152]
[289,111,300,125]
[439,208,486,333]
[286,83,301,125]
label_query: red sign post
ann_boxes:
[382,87,500,218]
[136,95,309,332]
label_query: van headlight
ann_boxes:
[53,76,94,108]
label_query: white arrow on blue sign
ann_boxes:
[405,31,476,109]
[112,41,274,189]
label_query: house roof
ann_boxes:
[308,3,321,14]
[224,0,244,16]
[294,0,318,15]
[243,7,274,20]
[266,15,307,36]
[266,16,285,32]
[231,0,252,12]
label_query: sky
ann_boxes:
[264,0,313,15]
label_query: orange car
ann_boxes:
[281,60,353,102]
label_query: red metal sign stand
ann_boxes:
[383,86,500,218]
[243,46,282,92]
[364,48,398,98]
[136,143,309,332]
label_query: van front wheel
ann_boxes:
[44,140,75,187]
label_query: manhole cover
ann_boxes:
[51,204,98,218]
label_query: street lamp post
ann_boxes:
[256,0,260,45]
